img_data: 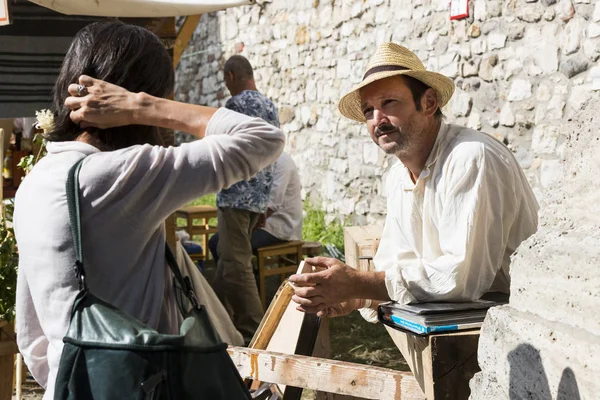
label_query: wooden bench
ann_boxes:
[344,225,481,400]
[255,240,304,309]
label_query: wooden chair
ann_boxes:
[174,205,218,261]
[255,240,304,309]
[301,241,323,257]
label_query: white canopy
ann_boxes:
[27,0,253,17]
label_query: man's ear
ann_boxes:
[421,88,439,116]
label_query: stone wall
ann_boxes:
[176,0,600,225]
[469,93,600,400]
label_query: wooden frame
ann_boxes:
[173,14,202,67]
[228,347,424,400]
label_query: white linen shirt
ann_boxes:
[263,152,303,241]
[14,108,284,399]
[361,122,539,322]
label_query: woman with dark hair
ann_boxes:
[13,21,284,398]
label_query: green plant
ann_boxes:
[302,201,345,252]
[0,201,18,321]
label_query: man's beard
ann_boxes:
[374,123,407,155]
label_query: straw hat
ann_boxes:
[338,43,455,122]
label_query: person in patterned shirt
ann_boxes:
[211,55,280,343]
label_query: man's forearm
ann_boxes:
[133,93,218,139]
[352,270,390,302]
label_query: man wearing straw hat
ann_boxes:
[290,43,539,320]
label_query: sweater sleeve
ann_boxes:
[79,108,285,224]
[15,266,49,388]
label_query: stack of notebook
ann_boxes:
[377,299,507,336]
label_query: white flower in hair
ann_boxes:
[35,109,54,133]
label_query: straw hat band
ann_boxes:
[363,65,409,80]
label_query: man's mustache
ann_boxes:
[375,124,399,136]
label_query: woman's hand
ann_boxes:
[64,75,217,139]
[64,75,143,129]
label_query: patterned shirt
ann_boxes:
[217,90,280,213]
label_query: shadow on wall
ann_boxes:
[508,344,581,400]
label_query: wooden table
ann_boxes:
[174,205,218,258]
[343,225,481,400]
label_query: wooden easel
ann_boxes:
[246,262,322,399]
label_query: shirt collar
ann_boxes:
[401,121,450,190]
[46,141,101,156]
[420,121,450,179]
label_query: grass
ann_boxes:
[329,311,409,371]
[302,200,345,251]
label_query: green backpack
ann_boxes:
[54,158,251,400]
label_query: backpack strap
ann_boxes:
[66,158,199,310]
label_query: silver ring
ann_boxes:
[76,84,88,97]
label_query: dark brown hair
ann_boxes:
[401,76,443,117]
[47,20,174,150]
[224,55,254,81]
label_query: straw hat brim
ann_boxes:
[338,69,455,122]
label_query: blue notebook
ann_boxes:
[377,299,506,336]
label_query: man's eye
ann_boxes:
[362,108,374,119]
[383,99,396,107]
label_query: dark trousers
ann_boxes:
[208,228,286,265]
[210,208,268,343]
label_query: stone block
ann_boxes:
[467,110,482,130]
[461,61,480,77]
[503,58,523,80]
[487,32,507,50]
[471,307,600,400]
[507,22,526,41]
[557,0,575,21]
[594,1,600,21]
[590,66,600,90]
[507,79,532,101]
[531,124,561,154]
[451,92,473,117]
[500,102,515,126]
[526,26,559,73]
[546,94,566,119]
[363,143,380,165]
[583,38,600,61]
[517,4,544,22]
[560,17,584,55]
[471,38,487,55]
[478,57,495,82]
[559,57,589,78]
[567,84,592,111]
[474,83,499,111]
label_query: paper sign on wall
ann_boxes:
[450,0,469,20]
[0,0,10,26]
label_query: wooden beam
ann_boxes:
[227,347,425,400]
[173,14,202,67]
